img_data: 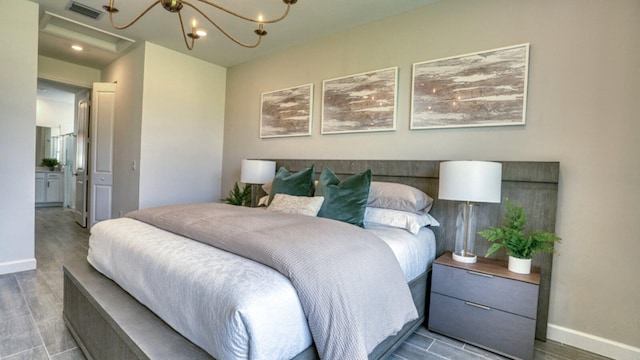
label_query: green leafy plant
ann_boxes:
[223,182,251,206]
[40,158,60,169]
[479,198,561,259]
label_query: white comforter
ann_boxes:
[88,218,435,360]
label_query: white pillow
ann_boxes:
[364,207,439,234]
[261,181,272,194]
[257,195,270,207]
[367,181,433,214]
[267,194,325,216]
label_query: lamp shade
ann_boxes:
[438,161,502,203]
[240,159,276,184]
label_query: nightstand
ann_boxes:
[428,252,540,360]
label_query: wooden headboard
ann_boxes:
[273,159,559,341]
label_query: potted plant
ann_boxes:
[223,182,251,206]
[478,198,561,274]
[40,158,60,171]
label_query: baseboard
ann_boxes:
[548,323,640,360]
[0,258,37,275]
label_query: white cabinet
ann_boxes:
[46,172,63,202]
[35,172,46,203]
[36,171,64,206]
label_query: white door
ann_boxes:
[74,90,90,227]
[89,82,116,227]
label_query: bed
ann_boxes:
[63,159,559,360]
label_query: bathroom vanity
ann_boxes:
[36,169,64,207]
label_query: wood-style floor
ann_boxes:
[0,207,88,360]
[0,207,611,360]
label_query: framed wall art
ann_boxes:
[411,43,530,130]
[321,67,397,134]
[260,83,313,138]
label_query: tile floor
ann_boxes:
[0,207,611,360]
[0,208,88,360]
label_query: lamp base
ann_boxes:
[452,252,477,263]
[249,183,261,208]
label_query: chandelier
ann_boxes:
[102,0,297,50]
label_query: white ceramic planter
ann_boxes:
[508,256,532,274]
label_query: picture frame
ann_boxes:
[321,67,398,134]
[260,83,313,138]
[411,43,530,130]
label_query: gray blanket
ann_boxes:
[127,203,417,360]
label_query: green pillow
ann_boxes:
[315,167,372,227]
[268,165,316,205]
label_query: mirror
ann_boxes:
[36,78,80,167]
[35,126,59,166]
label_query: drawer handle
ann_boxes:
[467,270,493,278]
[465,301,491,311]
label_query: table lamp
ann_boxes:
[240,159,276,207]
[438,161,502,263]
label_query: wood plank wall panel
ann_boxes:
[272,159,559,341]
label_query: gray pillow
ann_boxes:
[367,181,433,214]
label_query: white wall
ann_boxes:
[102,42,226,215]
[38,55,101,88]
[222,0,640,358]
[0,0,39,274]
[101,44,145,217]
[36,98,74,134]
[138,42,226,209]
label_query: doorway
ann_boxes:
[36,78,89,226]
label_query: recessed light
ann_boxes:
[71,45,83,51]
[196,29,207,37]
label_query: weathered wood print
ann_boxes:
[260,84,313,138]
[322,67,397,134]
[411,44,529,129]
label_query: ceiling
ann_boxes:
[31,0,439,69]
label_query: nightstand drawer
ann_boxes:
[429,292,535,360]
[432,263,538,318]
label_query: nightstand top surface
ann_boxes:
[435,252,541,284]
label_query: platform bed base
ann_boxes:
[63,258,429,360]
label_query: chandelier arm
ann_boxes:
[195,0,291,24]
[106,0,163,30]
[183,2,263,48]
[177,11,196,50]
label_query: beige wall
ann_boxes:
[222,0,640,356]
